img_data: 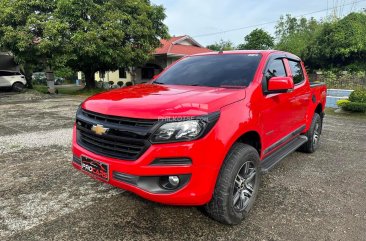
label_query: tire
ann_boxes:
[299,113,322,153]
[12,82,25,92]
[204,143,261,225]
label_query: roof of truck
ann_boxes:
[190,50,301,60]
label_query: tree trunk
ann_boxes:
[22,63,34,89]
[84,69,96,89]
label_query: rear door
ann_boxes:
[0,71,12,87]
[286,59,311,129]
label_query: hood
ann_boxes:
[82,84,246,119]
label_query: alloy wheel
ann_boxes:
[232,161,256,212]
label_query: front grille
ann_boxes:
[76,109,157,160]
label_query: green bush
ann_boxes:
[349,89,366,103]
[125,82,133,86]
[342,102,366,112]
[117,81,124,87]
[336,99,350,108]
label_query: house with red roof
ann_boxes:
[82,35,213,86]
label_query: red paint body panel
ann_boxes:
[72,50,326,205]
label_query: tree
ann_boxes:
[274,15,321,61]
[0,0,169,89]
[207,39,235,51]
[237,28,274,50]
[305,12,366,70]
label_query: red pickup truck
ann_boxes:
[72,50,326,224]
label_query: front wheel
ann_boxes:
[204,143,260,225]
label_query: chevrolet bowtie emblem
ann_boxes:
[91,124,109,135]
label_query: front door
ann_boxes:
[260,57,298,155]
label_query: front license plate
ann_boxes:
[81,156,109,181]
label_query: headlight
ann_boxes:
[150,112,220,143]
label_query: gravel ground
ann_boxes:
[0,91,365,241]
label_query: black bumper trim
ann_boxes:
[112,171,191,194]
[73,155,81,165]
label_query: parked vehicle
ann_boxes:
[32,72,64,85]
[32,72,47,85]
[0,70,26,92]
[72,50,326,224]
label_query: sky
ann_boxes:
[151,0,366,47]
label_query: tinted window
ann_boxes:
[288,60,304,84]
[265,59,287,81]
[155,54,262,87]
[0,71,12,76]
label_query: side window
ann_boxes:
[0,71,12,76]
[288,60,304,84]
[265,59,287,81]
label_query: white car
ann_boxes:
[0,70,27,91]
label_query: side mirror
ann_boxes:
[266,76,294,94]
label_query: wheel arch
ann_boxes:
[315,103,323,116]
[235,131,262,156]
[12,81,25,86]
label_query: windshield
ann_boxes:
[154,54,262,87]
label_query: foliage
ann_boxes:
[349,89,366,103]
[33,85,49,94]
[275,15,322,60]
[337,89,366,113]
[207,39,235,51]
[318,70,366,89]
[336,99,350,108]
[305,12,366,70]
[117,81,124,87]
[0,0,169,89]
[237,28,274,50]
[108,81,114,87]
[54,67,77,81]
[125,82,133,86]
[340,102,366,112]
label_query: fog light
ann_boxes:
[168,176,180,187]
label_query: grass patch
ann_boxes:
[33,85,106,96]
[33,85,49,94]
[325,108,366,119]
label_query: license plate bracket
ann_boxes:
[81,156,109,181]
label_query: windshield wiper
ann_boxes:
[153,81,165,85]
[219,85,246,89]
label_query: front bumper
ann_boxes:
[72,125,224,205]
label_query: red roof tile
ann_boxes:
[155,35,213,56]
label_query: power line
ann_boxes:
[192,0,366,38]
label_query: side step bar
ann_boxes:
[261,135,308,173]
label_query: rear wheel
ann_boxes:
[204,143,260,225]
[12,82,25,92]
[299,113,322,153]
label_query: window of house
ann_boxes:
[99,71,105,78]
[288,60,304,84]
[264,59,287,81]
[119,68,126,79]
